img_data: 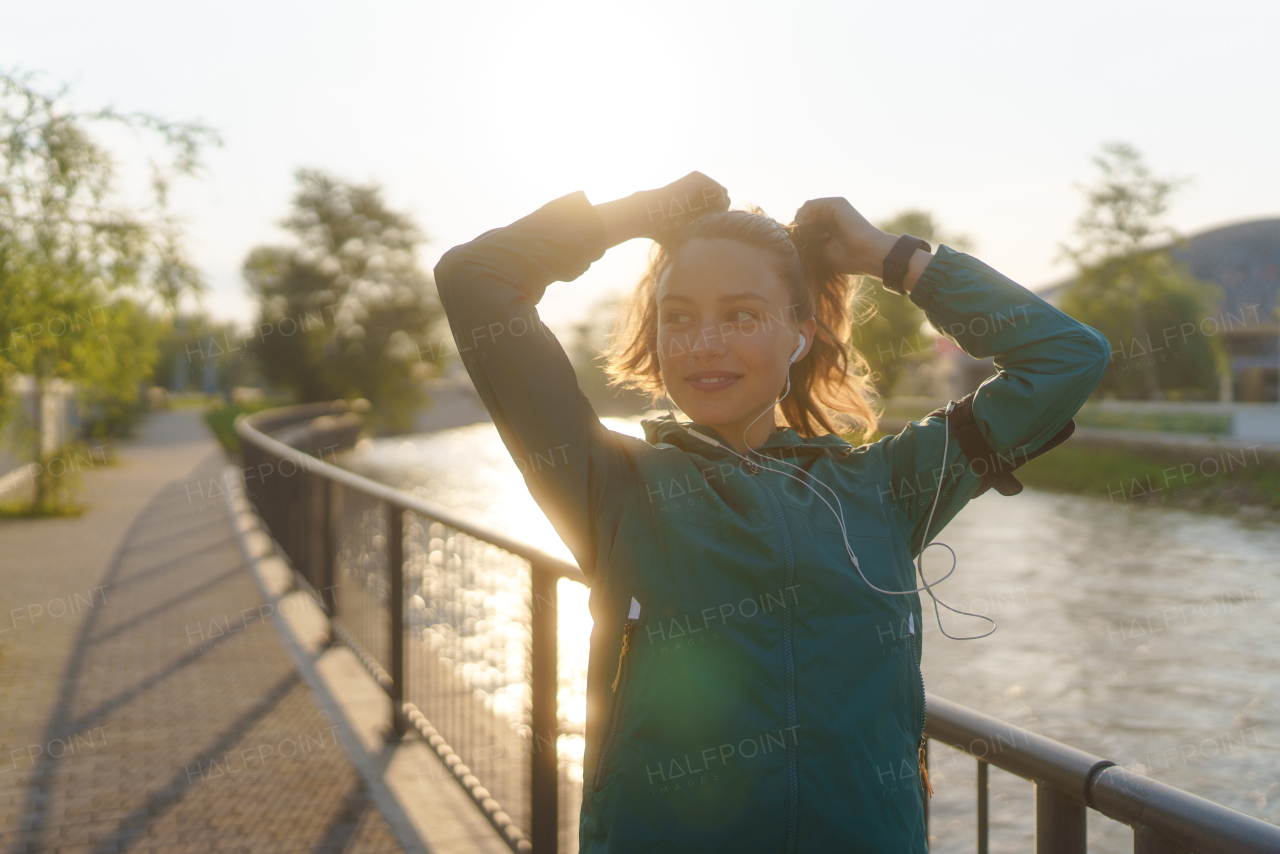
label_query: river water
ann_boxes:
[342,417,1280,853]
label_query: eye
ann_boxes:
[726,309,759,323]
[662,310,692,324]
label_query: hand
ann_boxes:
[640,171,731,237]
[792,197,895,278]
[594,171,730,247]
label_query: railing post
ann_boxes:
[1132,824,1185,854]
[322,480,338,616]
[388,502,405,738]
[308,468,321,590]
[530,562,558,854]
[977,759,989,854]
[1036,785,1086,854]
[287,454,298,567]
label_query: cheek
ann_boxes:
[731,331,786,372]
[655,332,675,369]
[655,336,683,386]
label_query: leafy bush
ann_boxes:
[203,400,281,456]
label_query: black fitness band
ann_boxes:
[926,392,1077,497]
[881,234,931,295]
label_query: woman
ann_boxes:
[434,172,1109,852]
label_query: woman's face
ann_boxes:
[656,238,815,450]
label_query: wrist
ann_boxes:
[901,247,933,295]
[874,232,934,295]
[593,194,647,248]
[864,230,899,278]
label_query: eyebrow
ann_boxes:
[659,292,772,304]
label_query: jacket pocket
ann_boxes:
[593,596,641,797]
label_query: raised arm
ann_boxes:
[432,174,729,579]
[794,198,1110,555]
[886,246,1109,553]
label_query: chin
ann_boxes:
[672,398,750,430]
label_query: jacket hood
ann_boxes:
[640,412,856,459]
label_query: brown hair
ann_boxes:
[602,206,879,440]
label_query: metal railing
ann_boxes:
[236,403,1280,854]
[238,403,581,853]
[923,695,1279,854]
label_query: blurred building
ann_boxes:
[1039,218,1280,401]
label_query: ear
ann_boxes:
[796,317,818,361]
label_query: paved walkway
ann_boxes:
[0,410,406,853]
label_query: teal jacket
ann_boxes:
[434,191,1109,853]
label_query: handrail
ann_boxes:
[235,408,586,585]
[925,694,1116,803]
[235,403,1280,854]
[926,694,1280,854]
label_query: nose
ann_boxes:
[692,325,728,361]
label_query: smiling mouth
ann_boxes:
[686,372,742,391]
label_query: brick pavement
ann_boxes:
[0,410,407,853]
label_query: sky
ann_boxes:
[3,0,1278,337]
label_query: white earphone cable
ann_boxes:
[672,334,995,640]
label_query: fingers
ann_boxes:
[793,197,847,225]
[686,171,730,212]
[713,180,730,210]
[653,171,730,224]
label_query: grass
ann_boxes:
[1009,444,1280,517]
[167,392,224,410]
[1070,409,1233,435]
[850,423,1279,519]
[864,396,1275,517]
[0,500,86,519]
[203,399,283,456]
[0,441,109,519]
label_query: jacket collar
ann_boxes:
[641,412,855,459]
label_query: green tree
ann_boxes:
[242,169,443,431]
[0,70,217,508]
[77,298,164,437]
[151,313,263,397]
[852,211,974,396]
[1058,142,1224,399]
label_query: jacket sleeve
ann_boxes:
[432,190,625,582]
[875,244,1110,556]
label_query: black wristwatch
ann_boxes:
[881,234,931,295]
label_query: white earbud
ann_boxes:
[790,334,806,365]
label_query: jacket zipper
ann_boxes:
[911,613,932,798]
[759,478,799,854]
[594,597,640,795]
